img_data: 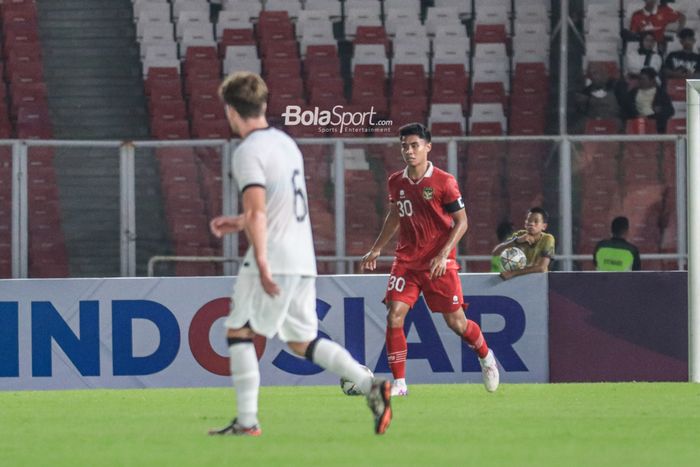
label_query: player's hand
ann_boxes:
[210,215,244,238]
[429,255,448,279]
[360,249,381,271]
[259,269,280,297]
[516,234,534,245]
[500,270,515,281]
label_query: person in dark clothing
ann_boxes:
[594,216,642,271]
[663,28,700,79]
[620,67,674,133]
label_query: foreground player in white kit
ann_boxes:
[207,72,392,436]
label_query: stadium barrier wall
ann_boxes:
[0,274,548,390]
[549,272,688,382]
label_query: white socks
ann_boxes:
[310,339,373,395]
[229,342,260,427]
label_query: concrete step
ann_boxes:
[52,126,151,140]
[42,52,142,66]
[39,25,136,39]
[39,0,132,11]
[47,83,145,98]
[41,37,138,50]
[38,9,133,21]
[42,47,140,59]
[47,66,142,79]
[49,95,147,108]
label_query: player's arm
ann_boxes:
[242,186,279,296]
[492,235,528,256]
[500,236,555,280]
[429,206,467,279]
[500,255,551,280]
[360,203,400,271]
[209,214,245,238]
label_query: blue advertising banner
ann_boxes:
[0,274,548,390]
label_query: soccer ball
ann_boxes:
[500,247,527,271]
[340,365,374,396]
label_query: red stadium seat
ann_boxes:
[152,119,191,139]
[470,121,504,136]
[666,118,686,134]
[585,118,621,135]
[10,81,47,117]
[665,79,686,102]
[471,82,506,106]
[431,122,463,136]
[260,39,299,60]
[191,119,231,139]
[393,64,428,92]
[473,24,507,43]
[625,117,657,135]
[219,28,256,56]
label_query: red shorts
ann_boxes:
[384,264,464,313]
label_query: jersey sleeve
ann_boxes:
[387,174,397,203]
[629,11,642,31]
[442,175,465,213]
[541,234,556,259]
[233,143,266,192]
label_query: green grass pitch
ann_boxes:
[1,383,699,466]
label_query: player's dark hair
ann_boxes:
[678,28,695,40]
[611,216,629,236]
[528,207,549,223]
[399,122,431,142]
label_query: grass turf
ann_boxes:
[1,383,699,466]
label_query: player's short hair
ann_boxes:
[611,216,629,236]
[218,71,268,119]
[678,28,696,40]
[528,207,549,223]
[399,122,431,142]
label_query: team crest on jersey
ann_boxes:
[399,189,405,199]
[452,295,459,304]
[423,187,434,200]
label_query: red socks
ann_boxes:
[463,319,489,358]
[386,326,407,379]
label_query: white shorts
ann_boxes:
[225,274,318,343]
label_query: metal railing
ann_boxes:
[4,133,688,278]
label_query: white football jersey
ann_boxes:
[233,127,317,276]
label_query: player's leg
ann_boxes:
[386,300,411,396]
[425,270,499,392]
[282,277,392,434]
[209,274,264,436]
[287,338,373,395]
[384,266,420,396]
[208,326,263,436]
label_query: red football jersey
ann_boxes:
[387,163,465,270]
[629,5,682,43]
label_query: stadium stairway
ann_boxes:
[36,0,169,276]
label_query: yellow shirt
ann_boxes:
[508,230,556,268]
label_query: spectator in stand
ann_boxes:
[593,216,642,271]
[574,62,625,133]
[663,28,700,79]
[620,67,674,133]
[624,31,664,80]
[629,0,686,48]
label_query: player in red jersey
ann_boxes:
[359,123,499,396]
